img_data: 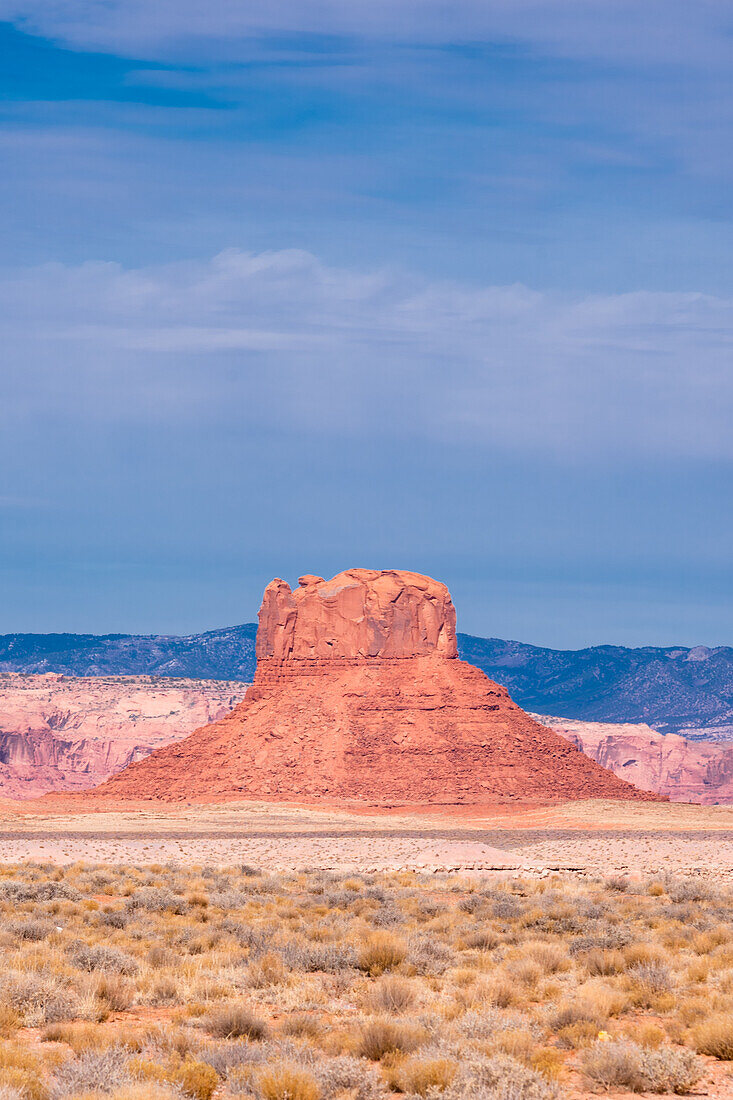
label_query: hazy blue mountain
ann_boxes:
[0,625,257,680]
[1,625,731,734]
[458,635,733,736]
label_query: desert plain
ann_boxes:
[1,796,733,876]
[2,799,733,1100]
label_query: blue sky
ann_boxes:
[0,0,731,646]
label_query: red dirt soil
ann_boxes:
[90,569,663,806]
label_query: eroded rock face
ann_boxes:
[256,569,458,662]
[0,675,247,798]
[541,715,733,804]
[95,569,660,806]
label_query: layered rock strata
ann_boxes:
[95,570,661,805]
[541,715,733,804]
[0,675,246,798]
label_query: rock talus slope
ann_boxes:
[96,569,661,805]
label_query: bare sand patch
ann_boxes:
[1,798,732,875]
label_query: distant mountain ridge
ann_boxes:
[0,625,257,680]
[459,636,733,738]
[1,625,731,736]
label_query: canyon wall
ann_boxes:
[541,715,733,804]
[0,674,247,798]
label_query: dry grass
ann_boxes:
[0,863,728,1099]
[691,1015,733,1060]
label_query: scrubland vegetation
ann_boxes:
[0,864,732,1099]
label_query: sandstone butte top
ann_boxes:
[256,568,458,663]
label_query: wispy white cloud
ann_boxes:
[2,0,731,68]
[3,248,731,461]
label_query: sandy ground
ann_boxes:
[1,797,732,875]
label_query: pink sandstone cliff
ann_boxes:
[539,715,733,804]
[0,675,247,798]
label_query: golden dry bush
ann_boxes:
[494,1029,537,1063]
[171,1057,219,1100]
[106,1086,179,1100]
[0,1043,48,1100]
[281,1012,322,1038]
[525,941,570,975]
[691,1015,733,1060]
[366,976,416,1014]
[585,949,626,976]
[355,1018,423,1061]
[0,1007,20,1037]
[358,932,406,976]
[41,1021,113,1051]
[248,951,287,988]
[529,1048,563,1081]
[203,1002,269,1040]
[390,1056,457,1095]
[256,1064,321,1100]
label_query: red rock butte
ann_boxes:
[94,569,662,805]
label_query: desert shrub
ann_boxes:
[569,929,631,957]
[109,1087,179,1100]
[443,1052,558,1100]
[0,1043,47,1100]
[582,1040,703,1094]
[314,1056,385,1100]
[406,935,455,976]
[584,949,625,976]
[51,1047,133,1096]
[458,894,484,914]
[691,1015,733,1059]
[0,1087,23,1100]
[248,952,287,988]
[0,881,79,903]
[70,943,138,975]
[494,1029,537,1063]
[4,920,54,942]
[355,1019,423,1061]
[581,1040,642,1091]
[371,904,403,928]
[172,1057,219,1100]
[629,960,674,996]
[505,958,541,989]
[366,977,417,1014]
[457,1009,527,1041]
[525,941,569,974]
[43,1021,112,1051]
[96,974,135,1012]
[666,879,716,904]
[195,1039,266,1077]
[358,933,406,976]
[281,941,357,973]
[460,929,500,951]
[145,945,174,969]
[98,910,129,929]
[254,1064,320,1100]
[606,876,630,892]
[3,975,79,1026]
[391,1056,457,1096]
[280,1014,321,1039]
[203,1004,269,1041]
[636,1047,703,1093]
[0,1009,20,1039]
[126,888,186,914]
